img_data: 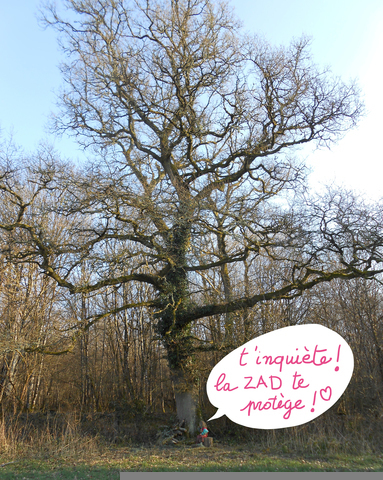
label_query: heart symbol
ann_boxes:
[320,386,332,401]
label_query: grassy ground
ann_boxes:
[0,411,382,477]
[0,442,382,478]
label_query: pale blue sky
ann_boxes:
[1,0,383,198]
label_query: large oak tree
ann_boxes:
[1,0,383,432]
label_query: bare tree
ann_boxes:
[2,0,383,432]
[309,276,383,413]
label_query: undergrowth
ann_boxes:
[0,409,382,462]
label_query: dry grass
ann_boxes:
[0,411,382,477]
[0,411,102,460]
[0,443,382,477]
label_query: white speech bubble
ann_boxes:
[206,324,354,429]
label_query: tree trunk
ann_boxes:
[162,325,199,435]
[217,226,234,344]
[157,203,199,434]
[173,371,198,435]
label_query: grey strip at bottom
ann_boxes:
[120,473,383,480]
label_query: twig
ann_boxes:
[0,461,16,467]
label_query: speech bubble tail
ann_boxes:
[208,409,224,422]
